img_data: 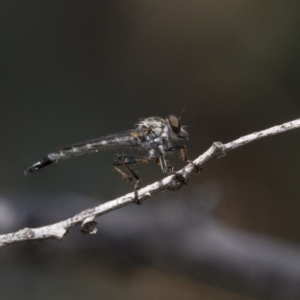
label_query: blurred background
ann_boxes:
[0,1,300,299]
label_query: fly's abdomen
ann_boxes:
[25,130,141,174]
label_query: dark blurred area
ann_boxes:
[1,1,300,299]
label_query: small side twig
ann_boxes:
[0,118,299,249]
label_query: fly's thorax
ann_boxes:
[136,114,188,144]
[136,117,166,139]
[147,149,156,159]
[153,136,164,145]
[151,126,164,138]
[136,117,164,129]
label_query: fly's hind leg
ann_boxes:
[113,155,149,204]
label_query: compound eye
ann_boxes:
[168,115,181,134]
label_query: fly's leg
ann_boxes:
[113,155,144,190]
[113,155,149,204]
[155,146,173,174]
[113,155,149,167]
[155,157,174,174]
[164,144,201,173]
[113,165,135,185]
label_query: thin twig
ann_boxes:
[0,118,299,249]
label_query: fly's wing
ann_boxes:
[25,130,142,174]
[57,130,141,157]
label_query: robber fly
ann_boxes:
[25,111,192,191]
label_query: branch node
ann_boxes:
[139,192,151,200]
[81,217,98,235]
[17,227,35,240]
[134,191,152,204]
[212,141,226,159]
[168,172,188,191]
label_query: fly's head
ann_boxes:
[166,112,188,141]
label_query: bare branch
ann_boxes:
[223,119,300,151]
[0,118,299,249]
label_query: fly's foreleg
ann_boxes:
[164,144,201,173]
[155,156,173,174]
[154,145,173,174]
